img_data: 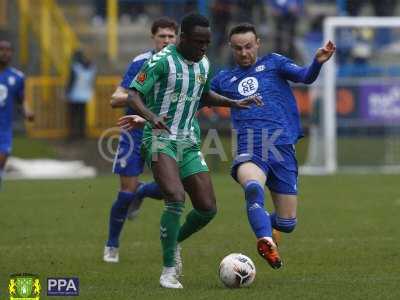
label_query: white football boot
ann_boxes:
[159,267,183,289]
[103,246,119,263]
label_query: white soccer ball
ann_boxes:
[219,253,256,288]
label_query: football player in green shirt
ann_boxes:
[113,13,261,289]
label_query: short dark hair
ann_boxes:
[229,23,258,39]
[151,17,178,35]
[180,13,210,35]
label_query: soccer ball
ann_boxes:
[219,253,256,288]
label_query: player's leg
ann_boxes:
[152,153,185,289]
[0,152,7,190]
[179,171,217,243]
[235,161,282,269]
[104,175,140,262]
[270,192,298,234]
[104,130,149,262]
[266,144,299,235]
[125,130,163,220]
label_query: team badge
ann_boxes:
[238,77,259,96]
[136,72,147,84]
[197,74,206,84]
[8,76,16,86]
[9,273,41,300]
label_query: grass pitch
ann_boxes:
[1,174,400,300]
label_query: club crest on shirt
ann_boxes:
[136,72,147,84]
[196,74,206,84]
[8,76,16,86]
[238,77,258,96]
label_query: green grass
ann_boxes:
[12,136,57,159]
[1,174,400,299]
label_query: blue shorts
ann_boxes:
[0,134,12,155]
[231,142,298,195]
[112,129,144,177]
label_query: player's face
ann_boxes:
[230,32,260,67]
[152,27,177,52]
[180,26,211,62]
[0,41,12,66]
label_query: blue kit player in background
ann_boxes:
[103,18,178,263]
[211,23,335,269]
[0,40,34,190]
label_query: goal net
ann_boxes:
[302,17,400,174]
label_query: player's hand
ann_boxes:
[117,115,146,130]
[315,40,336,64]
[149,114,171,134]
[24,109,35,122]
[233,95,263,109]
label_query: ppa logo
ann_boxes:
[47,278,79,296]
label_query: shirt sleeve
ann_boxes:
[120,60,143,89]
[278,55,322,84]
[129,58,167,96]
[210,74,221,94]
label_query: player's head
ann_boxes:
[0,40,12,66]
[178,13,211,62]
[229,23,260,67]
[151,17,178,52]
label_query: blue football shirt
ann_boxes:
[0,67,25,139]
[211,53,322,145]
[120,49,154,115]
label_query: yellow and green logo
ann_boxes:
[8,273,41,300]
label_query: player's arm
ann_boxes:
[110,86,129,108]
[201,90,262,108]
[279,40,336,84]
[110,58,145,108]
[16,77,34,121]
[125,89,170,132]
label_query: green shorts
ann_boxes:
[142,137,209,179]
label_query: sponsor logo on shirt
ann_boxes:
[255,65,265,72]
[238,77,258,96]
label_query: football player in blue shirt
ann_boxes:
[103,18,178,263]
[211,23,335,269]
[0,40,34,190]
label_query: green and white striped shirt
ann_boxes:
[130,44,210,144]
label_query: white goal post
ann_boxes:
[302,17,400,174]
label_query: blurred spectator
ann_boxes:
[92,0,106,26]
[267,0,304,60]
[162,0,197,22]
[66,50,96,139]
[211,0,233,59]
[346,0,396,16]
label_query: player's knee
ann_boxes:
[197,207,217,223]
[162,186,185,202]
[275,216,297,233]
[244,181,264,204]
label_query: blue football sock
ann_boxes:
[270,213,297,233]
[244,180,272,238]
[107,191,135,247]
[137,182,163,200]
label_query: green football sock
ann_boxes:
[177,209,217,243]
[160,202,185,267]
